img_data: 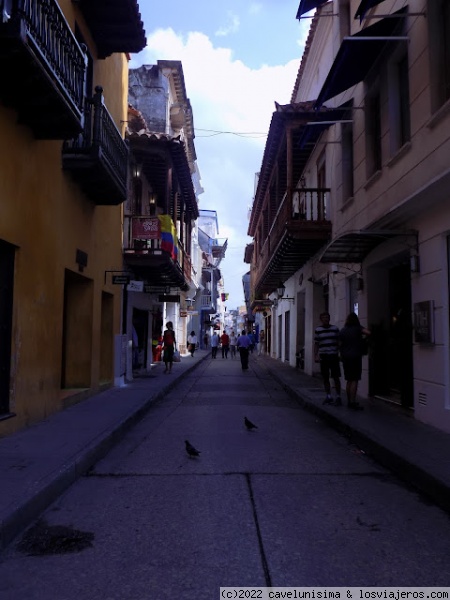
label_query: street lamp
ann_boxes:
[277,281,295,303]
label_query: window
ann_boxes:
[365,86,382,177]
[389,52,411,154]
[317,152,327,220]
[341,122,354,203]
[428,0,450,112]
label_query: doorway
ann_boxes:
[132,308,149,369]
[369,261,413,408]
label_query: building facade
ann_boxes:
[0,0,146,436]
[124,62,201,378]
[248,0,450,433]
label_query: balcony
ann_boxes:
[62,87,129,205]
[123,215,190,291]
[0,0,85,139]
[253,188,331,297]
[74,0,146,59]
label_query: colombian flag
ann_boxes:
[158,215,178,260]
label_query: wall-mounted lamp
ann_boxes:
[277,281,295,302]
[410,254,420,273]
[149,192,156,205]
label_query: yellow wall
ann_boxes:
[0,2,129,436]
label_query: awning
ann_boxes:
[296,0,329,18]
[355,0,387,22]
[315,7,407,108]
[319,230,416,263]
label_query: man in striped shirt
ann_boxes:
[314,311,342,405]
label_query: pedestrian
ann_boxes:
[203,332,209,349]
[229,330,237,359]
[248,330,256,353]
[211,331,219,359]
[187,330,197,357]
[132,324,139,370]
[220,330,230,358]
[314,311,342,405]
[258,329,265,355]
[162,321,176,374]
[237,329,251,370]
[339,312,371,410]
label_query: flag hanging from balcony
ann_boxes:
[158,215,178,260]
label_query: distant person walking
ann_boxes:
[314,311,342,405]
[258,330,266,355]
[221,331,230,359]
[339,312,371,410]
[162,321,176,374]
[229,330,237,359]
[211,331,219,359]
[187,331,197,357]
[203,332,209,349]
[237,329,251,370]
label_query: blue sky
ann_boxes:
[130,1,310,308]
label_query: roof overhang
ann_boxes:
[315,7,407,108]
[319,230,417,263]
[296,0,329,18]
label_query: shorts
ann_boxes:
[319,354,341,379]
[342,357,362,381]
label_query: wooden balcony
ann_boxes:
[253,188,332,297]
[62,87,129,205]
[123,215,190,291]
[0,0,85,139]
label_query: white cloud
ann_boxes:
[215,11,240,37]
[249,3,263,15]
[130,29,300,307]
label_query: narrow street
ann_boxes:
[1,355,450,599]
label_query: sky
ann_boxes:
[130,1,311,309]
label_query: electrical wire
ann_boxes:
[195,127,268,139]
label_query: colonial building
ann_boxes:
[197,210,228,346]
[0,0,146,436]
[124,62,201,376]
[247,0,450,433]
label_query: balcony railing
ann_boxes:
[253,188,331,295]
[123,215,191,291]
[0,0,86,138]
[62,86,129,205]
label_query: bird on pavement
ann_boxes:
[244,417,258,431]
[185,440,201,457]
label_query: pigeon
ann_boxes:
[244,417,258,431]
[185,439,201,457]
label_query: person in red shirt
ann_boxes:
[220,331,230,359]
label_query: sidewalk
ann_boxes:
[1,351,450,551]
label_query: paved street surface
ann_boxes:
[1,354,450,598]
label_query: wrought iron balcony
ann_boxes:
[62,87,129,205]
[252,188,332,297]
[0,0,86,139]
[122,215,190,291]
